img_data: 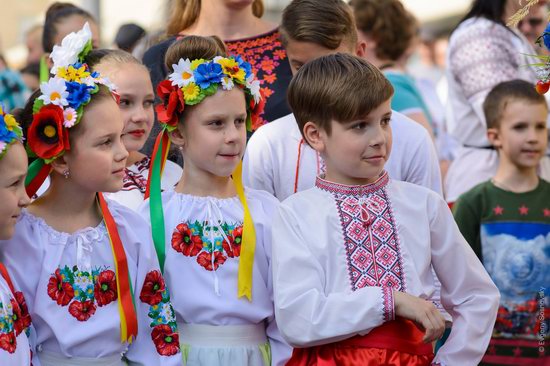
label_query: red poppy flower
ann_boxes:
[0,332,16,353]
[139,270,165,306]
[11,292,31,336]
[197,251,226,271]
[223,225,243,258]
[94,270,118,306]
[27,104,69,160]
[171,223,203,257]
[68,300,96,321]
[155,80,184,129]
[47,269,74,306]
[151,324,180,356]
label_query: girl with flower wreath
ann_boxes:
[0,107,36,365]
[138,36,291,366]
[0,24,182,366]
[82,49,181,211]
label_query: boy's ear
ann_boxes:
[50,154,70,176]
[487,127,501,149]
[355,39,367,58]
[303,121,326,153]
[169,125,186,148]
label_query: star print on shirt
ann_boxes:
[519,205,529,215]
[493,205,504,215]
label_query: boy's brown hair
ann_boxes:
[287,53,393,138]
[484,79,547,130]
[351,0,418,62]
[280,0,357,50]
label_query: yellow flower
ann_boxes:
[0,105,3,115]
[57,65,90,82]
[4,114,18,131]
[190,59,205,70]
[183,82,201,103]
[218,58,245,82]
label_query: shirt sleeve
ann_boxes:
[404,125,443,195]
[452,192,483,260]
[272,203,393,348]
[429,194,499,365]
[242,127,277,196]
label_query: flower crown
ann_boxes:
[28,23,115,163]
[156,55,264,132]
[0,105,24,159]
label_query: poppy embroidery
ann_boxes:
[0,289,31,354]
[46,265,117,321]
[139,270,180,356]
[170,220,244,271]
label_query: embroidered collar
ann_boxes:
[315,171,389,196]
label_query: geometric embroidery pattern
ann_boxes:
[316,172,406,294]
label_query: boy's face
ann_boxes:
[308,99,393,185]
[488,100,548,171]
[285,38,358,74]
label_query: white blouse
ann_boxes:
[138,189,292,366]
[0,269,34,365]
[0,199,182,365]
[272,172,500,365]
[105,156,182,211]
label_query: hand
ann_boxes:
[393,291,446,343]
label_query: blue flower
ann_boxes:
[544,23,550,51]
[235,55,252,79]
[0,119,16,143]
[66,81,93,109]
[194,62,223,89]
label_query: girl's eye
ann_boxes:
[235,118,246,125]
[10,179,20,188]
[102,139,112,146]
[119,99,131,107]
[144,100,154,108]
[381,118,391,126]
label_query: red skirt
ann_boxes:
[287,319,434,366]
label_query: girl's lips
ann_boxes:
[127,129,145,138]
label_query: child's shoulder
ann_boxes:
[249,113,301,146]
[106,196,150,228]
[244,187,280,214]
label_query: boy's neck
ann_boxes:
[183,4,274,40]
[28,174,101,233]
[492,164,539,193]
[126,151,146,167]
[175,165,236,198]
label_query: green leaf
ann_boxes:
[78,40,93,62]
[32,99,45,114]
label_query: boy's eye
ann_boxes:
[352,122,367,130]
[102,138,112,146]
[209,120,223,127]
[381,117,391,126]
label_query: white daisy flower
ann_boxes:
[246,75,261,104]
[169,58,195,87]
[50,22,92,74]
[63,107,78,128]
[221,76,234,90]
[38,77,69,106]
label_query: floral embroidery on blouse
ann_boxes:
[171,220,244,271]
[0,291,31,354]
[226,30,290,127]
[46,265,117,321]
[139,270,179,356]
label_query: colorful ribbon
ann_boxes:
[98,193,138,343]
[25,159,52,198]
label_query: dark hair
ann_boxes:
[20,62,40,78]
[114,23,146,52]
[287,53,393,139]
[86,48,143,70]
[351,0,418,61]
[459,0,508,27]
[483,79,547,129]
[280,0,357,50]
[43,2,95,53]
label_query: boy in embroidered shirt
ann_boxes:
[243,0,442,201]
[453,80,550,365]
[271,53,500,366]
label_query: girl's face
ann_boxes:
[0,143,30,240]
[177,88,247,178]
[63,97,129,193]
[109,63,155,153]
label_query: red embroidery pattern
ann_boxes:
[121,157,150,193]
[226,30,288,127]
[316,172,404,319]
